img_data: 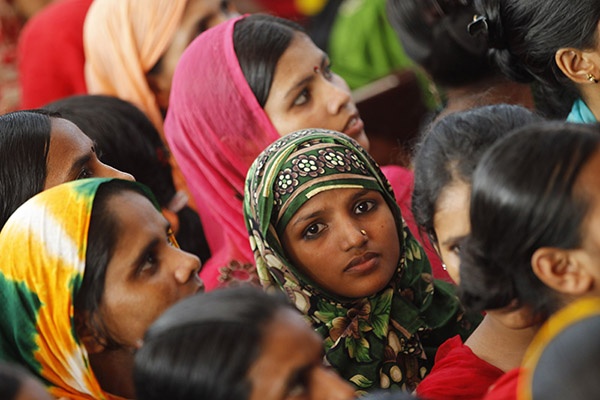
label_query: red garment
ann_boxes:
[256,0,300,20]
[18,0,92,109]
[382,165,451,282]
[482,367,520,400]
[0,0,21,112]
[416,335,504,400]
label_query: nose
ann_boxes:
[172,248,202,286]
[311,367,356,400]
[100,162,135,181]
[340,223,367,252]
[325,75,352,115]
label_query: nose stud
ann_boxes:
[360,229,367,236]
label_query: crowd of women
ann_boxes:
[2,0,600,399]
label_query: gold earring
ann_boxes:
[588,73,599,83]
[360,229,367,236]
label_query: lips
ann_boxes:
[342,113,365,139]
[344,252,379,273]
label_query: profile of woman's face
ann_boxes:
[263,32,370,151]
[432,180,470,284]
[282,188,399,299]
[44,118,133,189]
[247,308,355,400]
[150,0,236,112]
[91,190,203,349]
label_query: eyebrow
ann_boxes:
[284,54,328,100]
[67,141,97,178]
[440,234,467,247]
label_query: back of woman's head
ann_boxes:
[412,104,542,243]
[459,122,600,317]
[0,110,52,230]
[386,0,491,87]
[233,14,305,107]
[134,286,291,400]
[473,0,600,88]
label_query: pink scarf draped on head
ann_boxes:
[84,0,187,133]
[165,17,281,290]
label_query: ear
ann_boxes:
[74,311,107,355]
[531,247,593,296]
[555,48,599,84]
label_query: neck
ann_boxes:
[465,313,538,372]
[580,85,600,121]
[440,76,534,118]
[89,347,135,399]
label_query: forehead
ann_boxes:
[273,32,323,76]
[49,117,92,149]
[105,190,161,229]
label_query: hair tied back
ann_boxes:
[467,15,488,37]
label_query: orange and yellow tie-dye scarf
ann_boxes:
[0,178,133,400]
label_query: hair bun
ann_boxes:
[468,14,508,50]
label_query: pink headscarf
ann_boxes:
[165,17,281,290]
[84,0,187,133]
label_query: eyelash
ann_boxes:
[301,199,376,240]
[292,62,334,107]
[77,167,93,180]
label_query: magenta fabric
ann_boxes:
[164,17,281,290]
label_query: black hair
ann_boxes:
[386,0,492,87]
[412,104,543,244]
[134,286,293,400]
[459,122,600,318]
[44,95,210,262]
[76,180,156,350]
[0,362,30,399]
[233,14,305,107]
[0,110,58,230]
[473,0,600,88]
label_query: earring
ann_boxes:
[442,263,447,271]
[360,229,367,236]
[588,73,599,83]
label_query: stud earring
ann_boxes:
[442,263,447,271]
[360,229,367,236]
[588,73,599,83]
[313,66,320,73]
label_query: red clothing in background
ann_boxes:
[416,335,504,400]
[18,0,92,109]
[482,367,520,400]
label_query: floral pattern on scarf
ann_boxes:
[244,129,475,394]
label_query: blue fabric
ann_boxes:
[567,98,597,123]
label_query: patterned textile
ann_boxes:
[244,129,472,394]
[0,178,155,399]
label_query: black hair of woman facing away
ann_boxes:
[472,0,599,121]
[0,109,132,230]
[385,0,538,118]
[0,362,53,400]
[134,286,356,400]
[459,121,600,319]
[44,95,210,262]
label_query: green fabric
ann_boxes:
[244,129,475,394]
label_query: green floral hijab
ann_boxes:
[244,129,474,394]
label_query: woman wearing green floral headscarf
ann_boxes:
[244,129,476,394]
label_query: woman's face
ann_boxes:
[247,308,355,400]
[44,118,133,189]
[263,33,370,151]
[95,190,203,348]
[282,188,399,299]
[150,0,236,112]
[432,180,470,284]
